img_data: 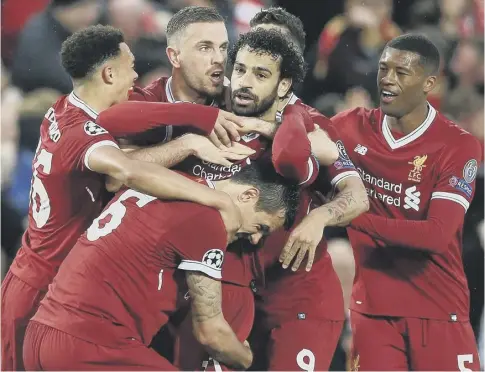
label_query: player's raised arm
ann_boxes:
[186,271,253,370]
[98,102,247,148]
[86,145,242,241]
[350,133,482,254]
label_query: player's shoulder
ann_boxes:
[130,77,169,102]
[331,106,375,123]
[287,95,332,129]
[434,111,481,150]
[42,94,113,153]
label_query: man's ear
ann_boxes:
[237,187,260,204]
[166,46,181,69]
[423,75,437,94]
[277,77,292,98]
[101,64,114,84]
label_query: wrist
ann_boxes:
[177,134,198,156]
[309,206,332,227]
[255,120,277,138]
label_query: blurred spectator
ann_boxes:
[17,88,62,153]
[11,0,103,94]
[312,0,401,101]
[443,38,484,140]
[1,0,50,66]
[1,64,25,271]
[233,0,268,35]
[1,64,22,187]
[108,0,175,84]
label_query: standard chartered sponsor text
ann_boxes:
[358,167,402,207]
[192,161,243,181]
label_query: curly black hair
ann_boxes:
[228,28,307,91]
[61,25,124,80]
[250,7,306,52]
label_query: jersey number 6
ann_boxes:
[87,189,156,241]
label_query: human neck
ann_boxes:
[257,98,286,123]
[170,70,212,105]
[385,101,429,135]
[73,82,114,114]
[213,179,231,192]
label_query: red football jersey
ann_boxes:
[332,105,482,321]
[10,93,119,290]
[32,184,227,348]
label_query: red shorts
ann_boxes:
[173,284,254,371]
[23,321,176,370]
[350,310,481,371]
[1,270,46,371]
[249,309,343,371]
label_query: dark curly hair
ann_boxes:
[250,7,306,52]
[228,28,307,91]
[61,25,124,80]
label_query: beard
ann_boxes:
[181,68,224,101]
[231,86,278,117]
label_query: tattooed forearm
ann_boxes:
[314,177,369,227]
[323,191,358,225]
[186,271,222,322]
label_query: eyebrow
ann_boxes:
[196,40,214,45]
[253,66,272,75]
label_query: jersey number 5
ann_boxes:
[87,189,156,241]
[30,145,53,228]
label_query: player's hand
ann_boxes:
[279,211,325,272]
[236,117,278,139]
[217,195,243,244]
[210,110,246,148]
[187,134,255,167]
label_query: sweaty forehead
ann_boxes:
[380,47,422,69]
[180,22,228,45]
[236,47,281,72]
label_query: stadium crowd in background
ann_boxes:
[1,0,483,370]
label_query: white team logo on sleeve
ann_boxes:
[84,121,108,136]
[463,159,478,184]
[202,249,224,270]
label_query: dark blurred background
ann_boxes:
[1,0,483,369]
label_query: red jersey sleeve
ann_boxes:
[430,131,481,211]
[350,132,482,254]
[272,104,319,186]
[69,119,120,172]
[320,125,361,191]
[170,206,228,279]
[96,101,219,138]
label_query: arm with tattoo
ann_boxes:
[186,271,253,369]
[312,176,369,227]
[279,176,369,271]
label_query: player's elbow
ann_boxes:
[111,161,138,188]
